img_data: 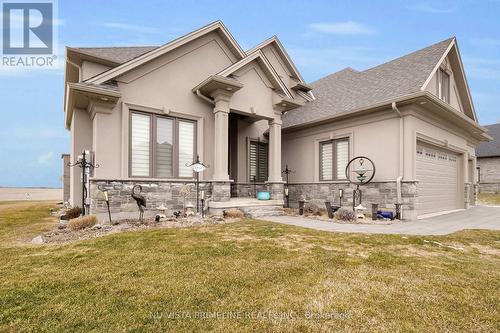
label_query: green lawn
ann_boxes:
[0,202,499,332]
[478,193,500,205]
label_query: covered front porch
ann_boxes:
[193,73,301,209]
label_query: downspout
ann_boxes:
[391,102,404,214]
[195,89,215,105]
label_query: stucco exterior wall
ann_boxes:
[81,61,112,81]
[282,109,401,183]
[478,156,500,193]
[70,108,93,206]
[85,31,239,182]
[281,104,480,218]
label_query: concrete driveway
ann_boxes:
[261,205,500,235]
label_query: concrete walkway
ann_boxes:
[260,205,500,235]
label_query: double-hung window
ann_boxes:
[130,111,196,178]
[249,140,268,182]
[320,138,349,181]
[438,68,450,103]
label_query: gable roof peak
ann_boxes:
[85,20,245,84]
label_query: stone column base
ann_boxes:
[212,181,231,202]
[267,182,284,201]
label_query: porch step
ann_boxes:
[239,205,284,218]
[208,198,284,217]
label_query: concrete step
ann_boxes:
[240,206,284,218]
[208,198,284,217]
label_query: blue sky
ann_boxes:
[0,0,499,187]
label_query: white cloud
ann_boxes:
[309,21,375,35]
[407,3,456,13]
[99,22,159,34]
[37,152,54,165]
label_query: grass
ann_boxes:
[478,193,500,205]
[0,202,499,332]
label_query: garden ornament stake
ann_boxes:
[131,185,146,222]
[185,155,209,214]
[345,156,376,211]
[102,190,112,224]
[282,164,295,208]
[67,150,99,216]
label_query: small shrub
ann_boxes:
[283,208,297,216]
[63,206,82,220]
[304,202,321,216]
[334,207,356,221]
[68,215,97,231]
[223,209,244,219]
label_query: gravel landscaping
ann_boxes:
[33,215,240,245]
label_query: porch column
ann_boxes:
[268,118,283,182]
[210,92,232,202]
[212,94,230,181]
[267,116,284,201]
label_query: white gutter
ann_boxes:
[194,89,215,105]
[391,102,404,216]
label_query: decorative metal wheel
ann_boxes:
[345,156,376,185]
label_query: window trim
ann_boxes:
[319,138,350,181]
[438,68,450,103]
[129,110,197,179]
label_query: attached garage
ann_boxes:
[416,143,461,215]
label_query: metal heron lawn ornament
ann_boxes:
[131,185,146,221]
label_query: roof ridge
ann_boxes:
[361,37,455,73]
[75,46,158,49]
[308,67,359,85]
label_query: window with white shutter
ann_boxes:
[178,121,195,178]
[130,112,196,178]
[156,117,174,178]
[320,142,333,181]
[320,138,349,181]
[131,113,150,177]
[249,140,268,182]
[336,140,349,179]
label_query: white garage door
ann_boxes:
[416,144,460,215]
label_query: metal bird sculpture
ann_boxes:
[131,185,146,221]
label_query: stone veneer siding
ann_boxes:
[89,179,418,220]
[286,181,418,220]
[90,180,213,218]
[230,182,284,200]
[478,156,500,193]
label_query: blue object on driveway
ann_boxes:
[377,211,394,219]
[257,191,270,200]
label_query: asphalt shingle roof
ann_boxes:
[283,38,454,128]
[75,46,158,64]
[476,123,500,157]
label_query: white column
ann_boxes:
[268,117,283,183]
[212,94,230,181]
